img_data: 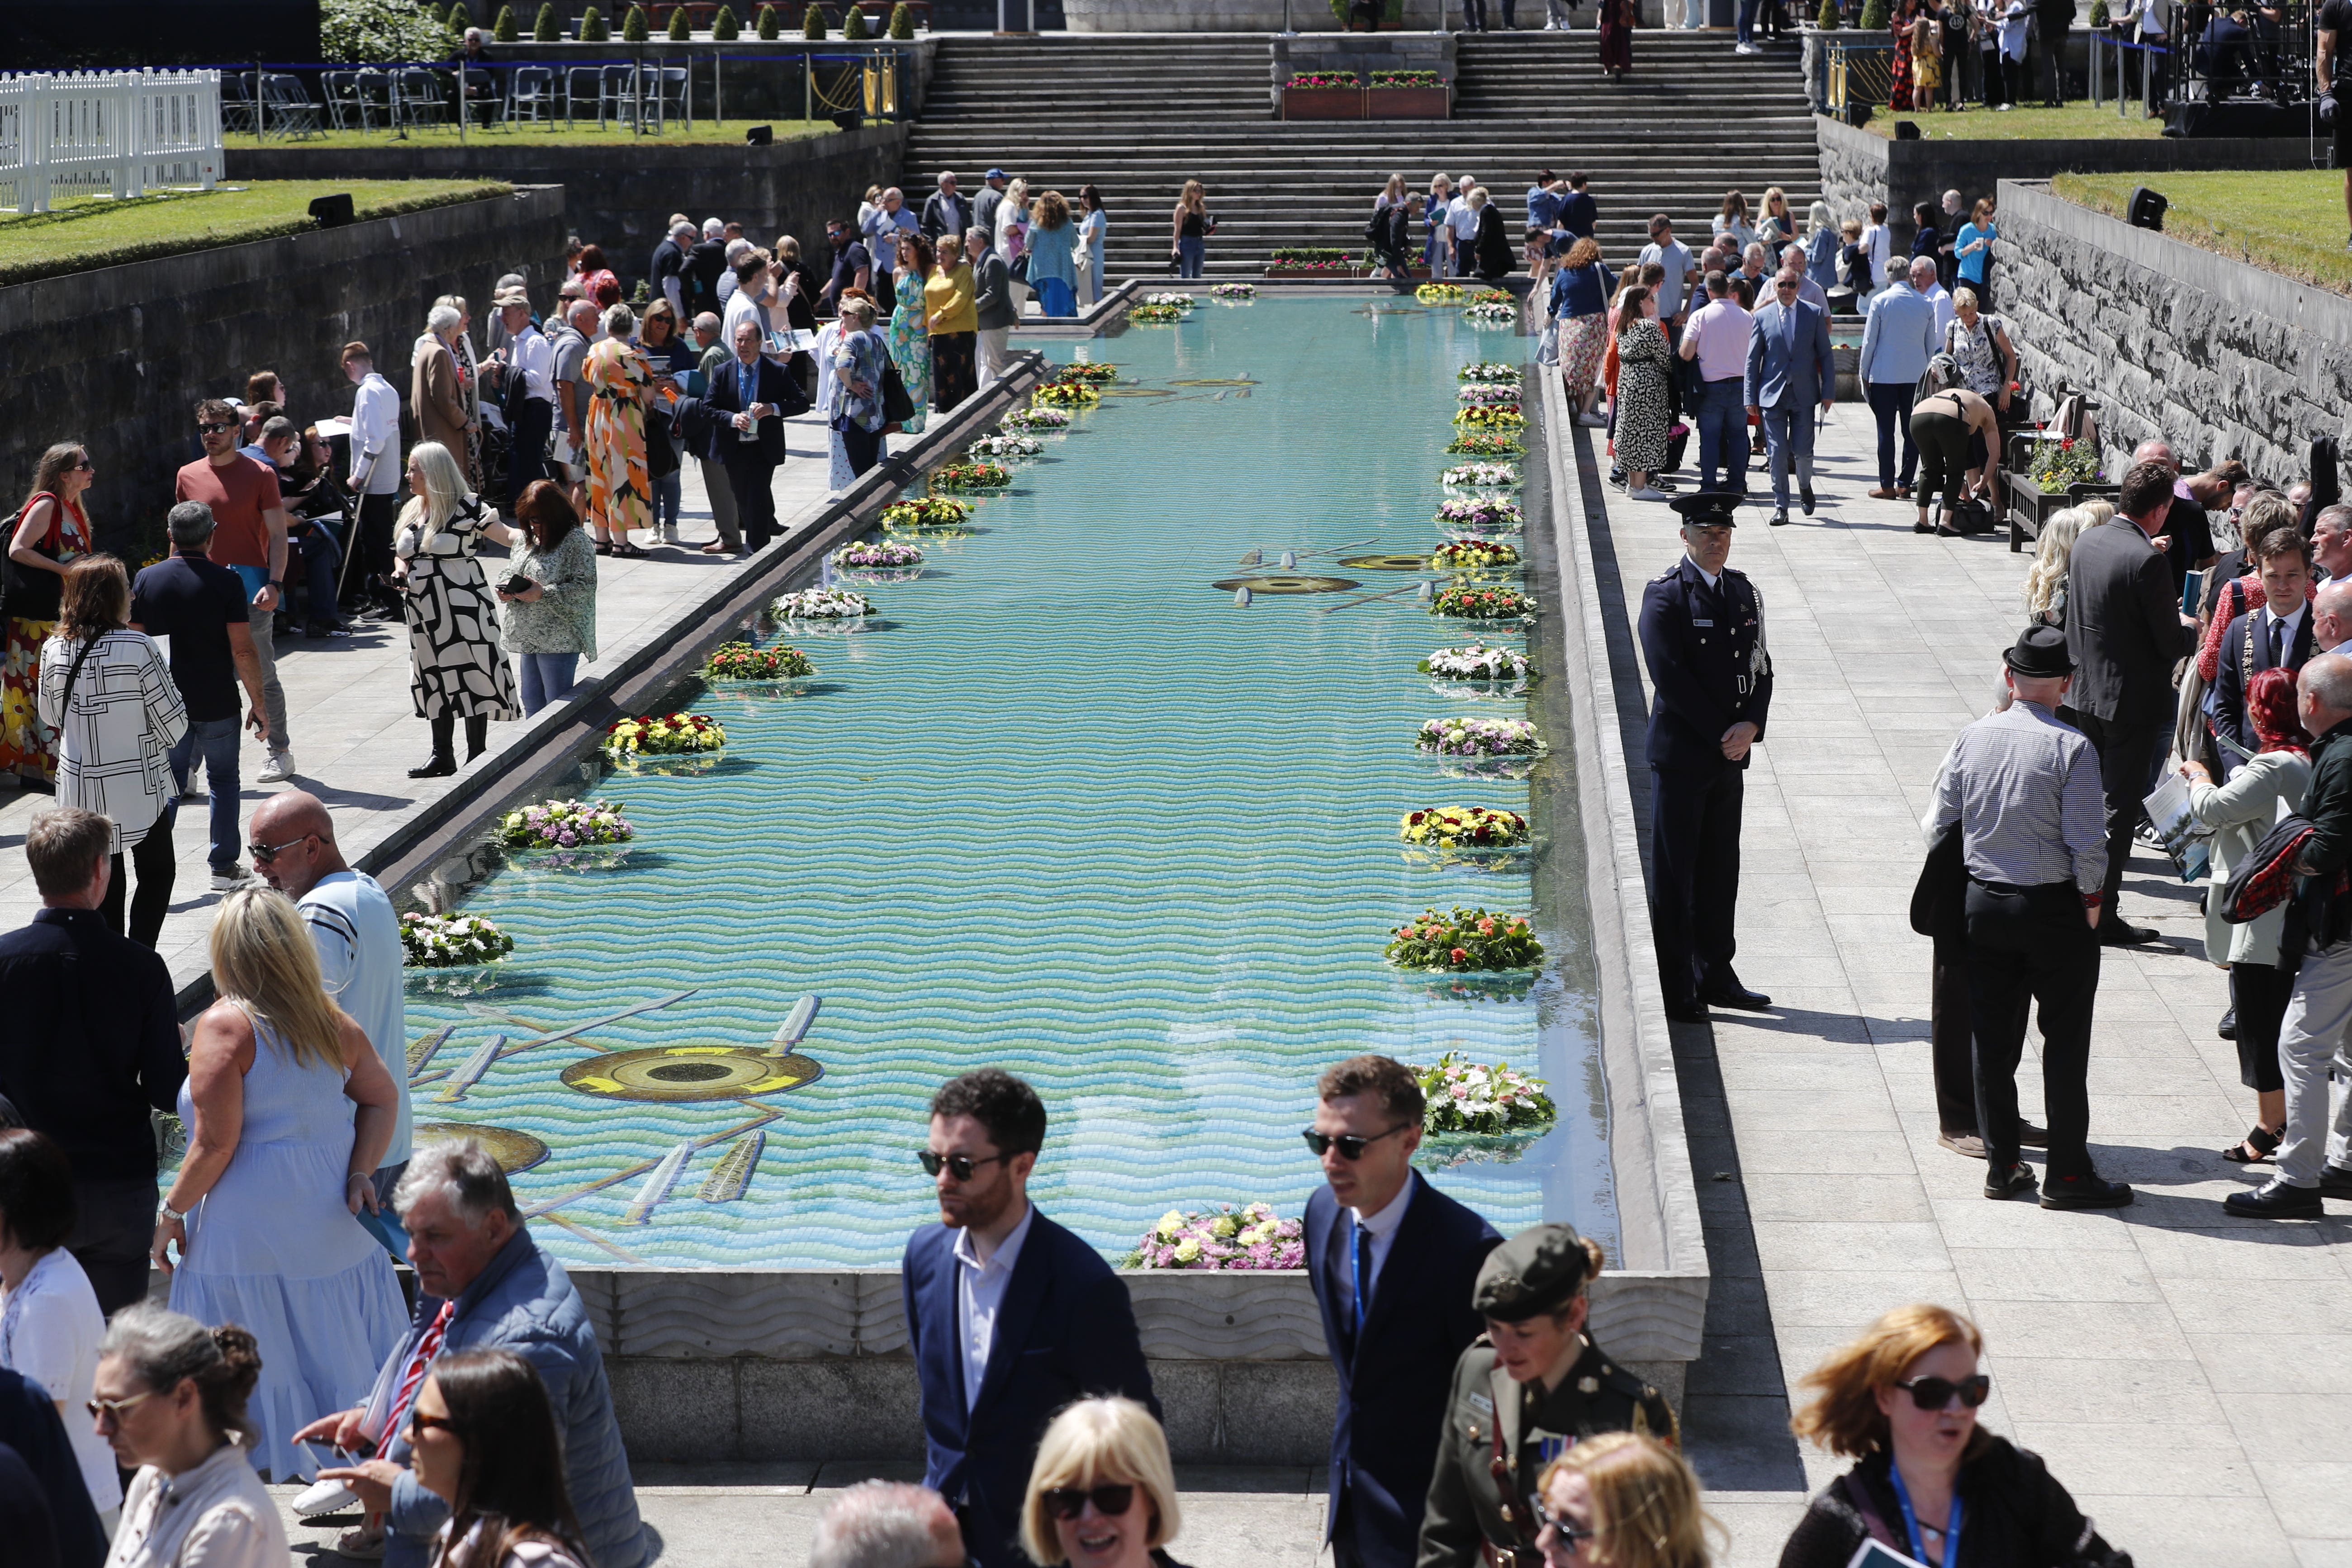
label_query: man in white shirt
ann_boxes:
[863,187,919,249]
[2212,532,2314,776]
[490,286,556,511]
[341,341,403,620]
[715,237,753,303]
[1637,213,1700,332]
[1446,177,1482,276]
[1918,267,1957,339]
[2316,504,2352,584]
[245,790,413,1239]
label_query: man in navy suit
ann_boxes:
[2213,532,2315,777]
[1301,1055,1500,1568]
[701,317,801,550]
[902,1070,1157,1568]
[1742,273,1836,527]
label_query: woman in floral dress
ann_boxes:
[1612,286,1675,502]
[2,442,94,785]
[1889,0,1917,109]
[582,303,653,559]
[887,233,934,437]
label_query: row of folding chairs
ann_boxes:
[256,64,696,134]
[219,72,326,137]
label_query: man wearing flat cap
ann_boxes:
[1927,624,2131,1210]
[1417,1223,1677,1568]
[1640,492,1775,1024]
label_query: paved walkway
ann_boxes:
[0,411,908,992]
[1579,404,2352,1568]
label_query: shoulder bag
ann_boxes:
[879,336,917,427]
[1,497,68,623]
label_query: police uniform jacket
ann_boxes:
[1638,554,1773,773]
[1415,1336,1679,1568]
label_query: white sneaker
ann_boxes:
[256,751,295,784]
[1629,485,1672,502]
[209,866,258,893]
[1575,411,1609,427]
[662,525,681,542]
[292,1477,358,1517]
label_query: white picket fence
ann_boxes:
[0,68,223,215]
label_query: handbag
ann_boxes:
[1536,318,1561,367]
[0,498,66,623]
[881,351,916,426]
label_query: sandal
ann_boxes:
[593,540,613,556]
[610,542,650,559]
[2222,1125,2283,1164]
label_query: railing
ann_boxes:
[1823,39,1894,122]
[2088,32,2172,119]
[0,68,222,215]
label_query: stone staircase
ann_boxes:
[903,31,1821,278]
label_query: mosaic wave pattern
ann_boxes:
[405,298,1616,1268]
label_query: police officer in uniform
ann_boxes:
[1416,1224,1679,1568]
[1640,490,1775,1024]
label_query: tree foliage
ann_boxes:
[321,0,452,62]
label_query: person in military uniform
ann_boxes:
[1640,490,1775,1024]
[1416,1224,1679,1568]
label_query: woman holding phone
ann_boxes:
[497,482,598,717]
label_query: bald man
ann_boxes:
[248,791,413,1229]
[2317,578,2352,654]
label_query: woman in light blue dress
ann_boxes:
[1024,190,1081,318]
[155,886,407,1483]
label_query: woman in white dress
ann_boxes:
[0,1127,119,1528]
[1076,185,1110,308]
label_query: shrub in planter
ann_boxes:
[623,4,649,39]
[533,0,559,38]
[797,1,820,33]
[1858,0,1887,27]
[1815,0,1838,24]
[843,4,869,37]
[889,0,914,33]
[2088,0,2108,21]
[669,5,692,35]
[579,5,608,38]
[712,2,739,32]
[493,3,518,38]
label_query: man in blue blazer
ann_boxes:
[1742,274,1836,527]
[902,1070,1157,1568]
[697,317,803,550]
[2212,531,2315,778]
[1302,1055,1501,1568]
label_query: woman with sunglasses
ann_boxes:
[91,1302,289,1566]
[1020,1396,1190,1568]
[1534,1433,1717,1568]
[1779,1304,2131,1568]
[2,441,95,787]
[406,1348,593,1568]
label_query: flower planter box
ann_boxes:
[1280,86,1365,119]
[2002,470,2119,553]
[1262,265,1359,278]
[1368,85,1450,118]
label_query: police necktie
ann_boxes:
[1352,1221,1372,1331]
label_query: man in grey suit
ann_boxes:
[2063,459,2202,944]
[969,225,1018,387]
[1743,275,1836,527]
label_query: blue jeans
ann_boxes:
[1691,377,1748,493]
[169,715,242,871]
[294,524,342,627]
[518,652,580,716]
[1761,402,1816,509]
[651,468,682,535]
[1176,236,1206,278]
[1736,0,1759,40]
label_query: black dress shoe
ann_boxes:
[2320,1163,2352,1197]
[2017,1121,2048,1148]
[407,755,458,779]
[1800,486,1816,515]
[2224,1179,2324,1218]
[1664,998,1707,1023]
[2217,1007,2237,1040]
[1914,519,1936,534]
[1699,981,1772,1011]
[1984,1161,2038,1199]
[2040,1173,2134,1209]
[1768,510,1790,526]
[2098,920,2161,946]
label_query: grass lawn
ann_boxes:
[1863,102,2166,139]
[249,118,838,150]
[0,180,509,288]
[2054,170,2352,294]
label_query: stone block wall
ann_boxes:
[1994,178,2352,482]
[226,124,909,293]
[0,187,567,559]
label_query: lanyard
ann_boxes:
[1887,1464,1963,1568]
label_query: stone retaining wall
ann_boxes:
[1994,178,2352,479]
[225,124,909,293]
[0,187,566,559]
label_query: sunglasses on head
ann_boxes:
[919,1149,1010,1182]
[1896,1373,1990,1410]
[1041,1483,1134,1521]
[1301,1123,1411,1161]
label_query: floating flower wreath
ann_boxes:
[1142,292,1197,311]
[1386,906,1543,972]
[1441,462,1522,490]
[704,642,816,679]
[832,540,923,570]
[1033,381,1101,408]
[1417,282,1469,305]
[1459,362,1522,384]
[1211,282,1257,300]
[1122,1203,1304,1270]
[1400,805,1529,851]
[603,711,726,759]
[1432,582,1535,619]
[1416,715,1541,758]
[1463,300,1518,326]
[1127,302,1186,324]
[1004,407,1072,432]
[402,912,515,969]
[933,461,1012,490]
[1446,432,1524,458]
[1054,361,1119,384]
[500,798,635,852]
[1454,405,1527,431]
[1421,644,1531,682]
[1412,1052,1556,1134]
[770,589,873,620]
[967,434,1043,460]
[1431,539,1521,573]
[1437,497,1525,532]
[1458,383,1523,407]
[883,496,973,530]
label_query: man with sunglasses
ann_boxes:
[902,1070,1155,1568]
[1301,1055,1499,1568]
[1420,1224,1677,1568]
[174,398,297,783]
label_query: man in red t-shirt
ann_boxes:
[175,398,297,781]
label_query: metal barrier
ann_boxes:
[2089,32,2171,118]
[0,67,223,214]
[1824,39,1895,119]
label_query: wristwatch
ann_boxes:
[268,579,285,589]
[157,1199,186,1223]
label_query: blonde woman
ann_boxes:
[1778,1305,2129,1568]
[995,175,1031,267]
[433,292,484,484]
[582,302,657,557]
[391,441,520,777]
[1535,1434,1719,1568]
[2020,504,2085,626]
[1756,185,1794,247]
[153,886,406,1483]
[1427,172,1456,276]
[1171,179,1215,279]
[1020,1397,1189,1568]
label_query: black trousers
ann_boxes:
[1866,380,1919,490]
[1981,50,2009,107]
[840,420,887,479]
[507,396,555,507]
[2069,711,2163,913]
[723,454,781,547]
[2231,960,2293,1093]
[1650,762,1744,1006]
[1932,941,1978,1134]
[69,1175,157,1317]
[1964,879,2100,1178]
[2039,28,2068,102]
[102,811,176,950]
[351,490,402,606]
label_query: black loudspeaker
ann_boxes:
[2125,185,2168,231]
[1894,118,1921,140]
[830,108,863,131]
[744,123,773,145]
[308,192,355,227]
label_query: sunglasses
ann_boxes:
[197,422,236,435]
[409,1411,456,1438]
[1041,1483,1135,1521]
[920,1149,1011,1182]
[87,1389,158,1422]
[71,457,94,471]
[1301,1123,1412,1161]
[1529,1492,1597,1544]
[1895,1373,1991,1410]
[247,833,313,864]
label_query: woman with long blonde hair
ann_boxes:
[1170,179,1216,279]
[1535,1434,1719,1568]
[392,441,521,777]
[154,886,406,1484]
[1778,1306,2129,1568]
[2020,503,2086,625]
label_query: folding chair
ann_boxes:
[394,68,447,129]
[565,65,605,127]
[260,74,324,137]
[321,69,367,130]
[507,65,559,125]
[652,63,690,129]
[221,72,258,134]
[599,63,642,127]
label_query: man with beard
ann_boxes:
[901,1070,1156,1568]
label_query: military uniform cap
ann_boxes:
[1669,491,1742,527]
[1473,1222,1597,1321]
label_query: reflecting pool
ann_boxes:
[402,297,1614,1268]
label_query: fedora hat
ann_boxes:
[2005,623,2074,679]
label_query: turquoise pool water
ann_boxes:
[403,297,1615,1268]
